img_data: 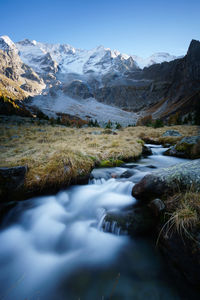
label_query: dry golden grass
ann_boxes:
[157,189,200,244]
[0,121,198,191]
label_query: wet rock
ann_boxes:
[120,170,135,178]
[132,159,200,201]
[142,145,153,156]
[0,166,28,202]
[103,206,157,237]
[121,163,138,169]
[162,130,182,137]
[165,136,200,158]
[146,165,157,169]
[90,168,119,181]
[149,198,165,216]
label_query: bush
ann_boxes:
[137,115,153,126]
[153,119,164,128]
[168,112,182,125]
[115,122,122,129]
[88,119,100,127]
[105,120,112,129]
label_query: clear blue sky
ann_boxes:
[0,0,199,57]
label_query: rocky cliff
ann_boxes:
[91,40,200,121]
[0,36,46,99]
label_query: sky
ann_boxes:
[0,0,200,57]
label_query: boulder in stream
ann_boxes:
[132,159,200,200]
[164,136,200,159]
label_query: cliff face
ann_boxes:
[93,40,200,120]
[0,36,46,100]
[144,39,200,119]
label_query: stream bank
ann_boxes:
[1,144,199,299]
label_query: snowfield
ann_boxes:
[30,92,139,126]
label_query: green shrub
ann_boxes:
[105,120,112,129]
[115,122,122,129]
[153,119,164,128]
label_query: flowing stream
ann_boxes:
[0,145,193,299]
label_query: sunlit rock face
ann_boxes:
[0,36,46,98]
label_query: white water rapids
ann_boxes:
[0,145,192,299]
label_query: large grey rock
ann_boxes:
[132,159,200,200]
[165,136,200,159]
[179,136,200,144]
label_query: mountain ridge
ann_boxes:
[0,35,199,125]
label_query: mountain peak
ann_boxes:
[0,35,18,52]
[17,39,37,46]
[186,39,200,65]
[187,39,200,56]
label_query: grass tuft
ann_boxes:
[157,189,200,245]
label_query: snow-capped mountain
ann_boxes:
[132,53,178,69]
[16,39,178,76]
[16,39,138,76]
[0,34,198,124]
[0,35,18,53]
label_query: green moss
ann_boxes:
[114,159,124,166]
[137,139,145,146]
[99,160,113,167]
[99,159,124,168]
[89,156,98,162]
[175,142,193,156]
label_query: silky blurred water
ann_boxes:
[0,145,193,299]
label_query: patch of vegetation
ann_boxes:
[115,122,122,129]
[99,159,124,168]
[137,115,164,128]
[137,139,145,146]
[161,190,200,241]
[88,119,100,127]
[105,120,112,129]
[168,112,183,125]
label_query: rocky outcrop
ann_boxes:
[62,80,93,99]
[0,36,45,99]
[132,159,200,200]
[165,136,200,158]
[93,39,200,118]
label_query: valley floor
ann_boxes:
[0,115,198,195]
